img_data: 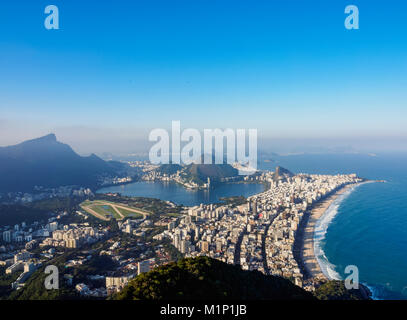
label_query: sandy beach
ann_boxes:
[299,184,356,281]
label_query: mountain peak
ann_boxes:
[0,134,122,192]
[36,133,57,142]
[273,166,294,181]
[20,133,58,146]
[275,166,293,174]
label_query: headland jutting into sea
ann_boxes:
[95,161,384,296]
[152,168,366,292]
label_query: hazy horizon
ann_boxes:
[1,131,407,158]
[1,0,406,155]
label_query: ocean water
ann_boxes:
[260,153,407,300]
[99,154,407,299]
[97,181,265,207]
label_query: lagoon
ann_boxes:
[97,181,265,207]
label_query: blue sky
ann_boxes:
[0,0,406,154]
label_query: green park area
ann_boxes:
[80,200,148,221]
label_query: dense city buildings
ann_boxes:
[157,172,362,289]
[1,165,362,298]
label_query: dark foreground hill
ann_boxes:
[314,280,372,300]
[115,256,314,300]
[0,134,127,192]
[5,255,370,300]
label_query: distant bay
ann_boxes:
[97,181,265,207]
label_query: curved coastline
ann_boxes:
[311,180,380,300]
[300,182,366,281]
[313,181,374,280]
[313,183,362,280]
[97,180,265,207]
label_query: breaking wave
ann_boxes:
[313,183,364,280]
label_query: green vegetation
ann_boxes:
[8,252,80,300]
[81,200,149,221]
[0,133,128,192]
[0,197,85,227]
[314,280,371,300]
[157,162,241,186]
[116,207,143,219]
[181,163,239,185]
[156,164,183,175]
[115,256,314,300]
[219,195,247,207]
[94,194,183,222]
[7,240,122,300]
[0,205,50,226]
[162,243,183,262]
[70,255,118,285]
[84,200,150,215]
[0,267,19,300]
[89,204,118,219]
[165,212,182,218]
[30,197,80,212]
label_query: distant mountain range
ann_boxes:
[0,134,128,193]
[156,162,294,186]
[156,157,239,185]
